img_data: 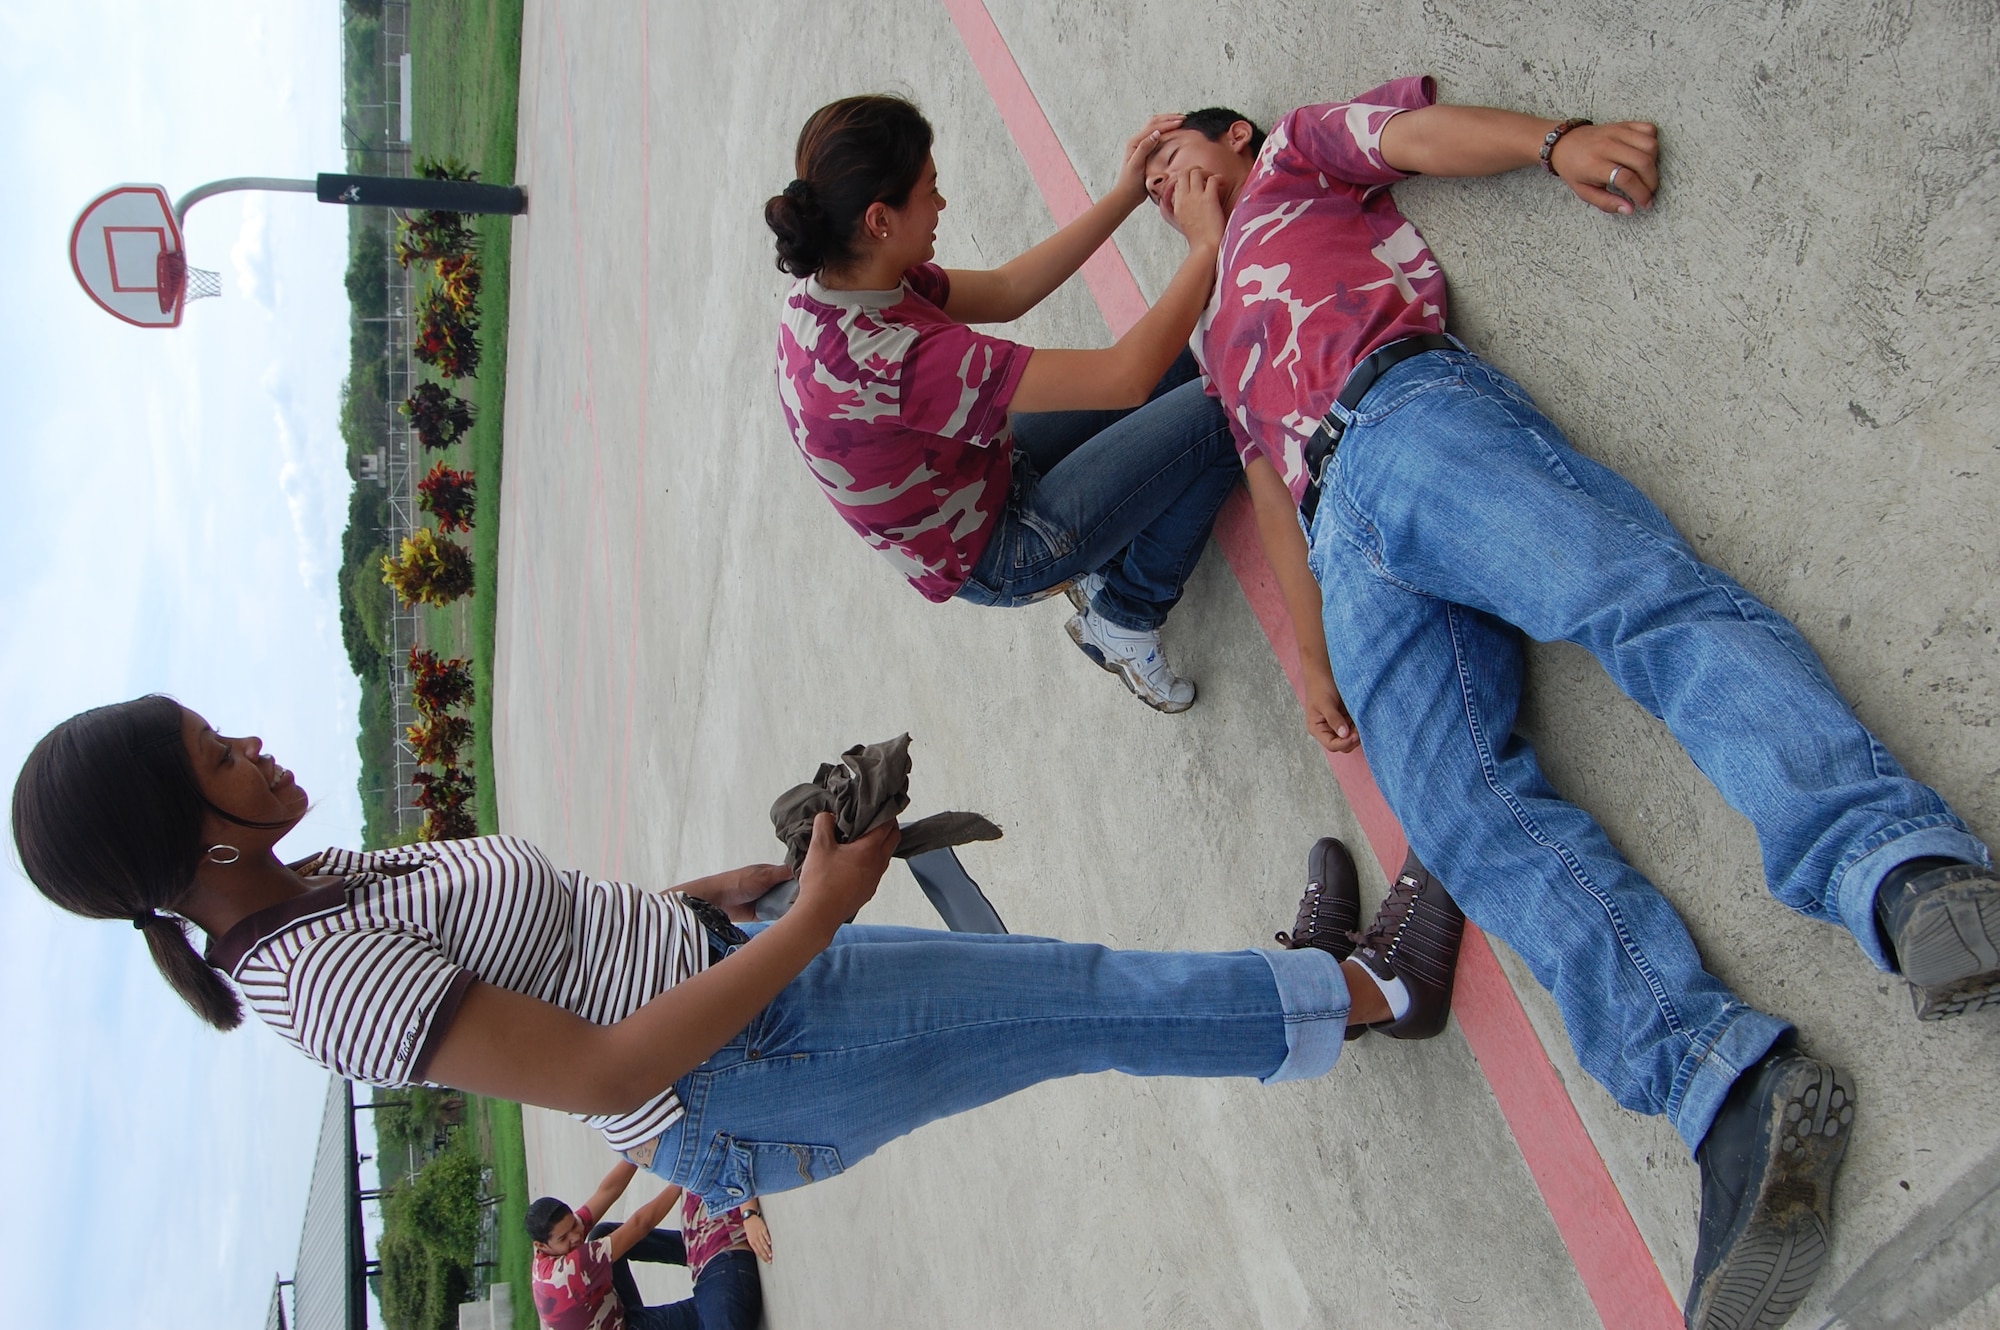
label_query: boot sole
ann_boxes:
[1063,616,1194,714]
[1895,875,2000,1019]
[1686,1062,1854,1330]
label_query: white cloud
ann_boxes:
[231,194,280,314]
[0,4,365,1328]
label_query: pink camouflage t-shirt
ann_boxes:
[1194,76,1448,504]
[775,263,1032,601]
[680,1190,752,1279]
[530,1204,625,1330]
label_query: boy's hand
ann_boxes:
[1170,165,1226,251]
[742,1211,774,1262]
[793,813,898,929]
[1114,114,1185,204]
[1302,667,1360,754]
[712,863,792,906]
[1549,120,1659,215]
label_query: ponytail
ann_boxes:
[11,696,246,1031]
[765,179,833,279]
[137,912,244,1030]
[765,94,934,278]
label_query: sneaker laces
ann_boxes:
[1275,882,1336,949]
[1351,865,1424,957]
[1127,638,1185,696]
[1090,615,1187,696]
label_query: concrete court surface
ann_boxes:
[490,1,2000,1326]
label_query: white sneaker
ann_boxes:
[1064,608,1196,713]
[1062,571,1106,615]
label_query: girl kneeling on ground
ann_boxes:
[767,95,1235,713]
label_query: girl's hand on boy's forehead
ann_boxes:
[1115,113,1185,201]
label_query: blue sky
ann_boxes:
[0,3,372,1327]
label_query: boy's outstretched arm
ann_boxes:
[1378,104,1659,215]
[1244,456,1359,754]
[604,1183,685,1262]
[580,1160,639,1225]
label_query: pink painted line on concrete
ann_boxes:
[939,0,1149,336]
[608,0,655,880]
[939,2,1682,1325]
[548,0,627,871]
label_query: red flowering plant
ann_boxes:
[394,210,476,267]
[406,713,474,768]
[401,382,476,451]
[412,767,478,841]
[420,804,480,841]
[413,291,481,380]
[434,253,483,316]
[381,528,474,608]
[416,155,479,183]
[407,647,475,715]
[417,462,477,533]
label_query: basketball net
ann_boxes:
[155,250,221,313]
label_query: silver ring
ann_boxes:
[1607,166,1623,190]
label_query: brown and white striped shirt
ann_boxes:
[205,835,711,1151]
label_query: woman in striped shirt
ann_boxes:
[12,696,1430,1208]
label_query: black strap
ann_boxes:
[1299,333,1460,524]
[684,895,751,954]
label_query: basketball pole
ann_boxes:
[171,174,527,225]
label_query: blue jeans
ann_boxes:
[641,924,1349,1208]
[955,350,1240,630]
[1305,349,1990,1152]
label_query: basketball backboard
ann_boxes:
[69,184,196,328]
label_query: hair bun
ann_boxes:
[783,178,815,203]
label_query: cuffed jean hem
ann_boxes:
[1668,1003,1793,1154]
[1254,945,1351,1082]
[1831,820,1994,971]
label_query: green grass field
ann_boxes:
[412,0,524,839]
[410,5,533,1325]
[467,1095,533,1328]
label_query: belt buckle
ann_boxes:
[1310,419,1345,488]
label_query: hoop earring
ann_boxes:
[205,844,241,866]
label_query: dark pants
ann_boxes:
[587,1224,762,1330]
[586,1222,686,1317]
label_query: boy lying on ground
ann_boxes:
[1139,78,1999,1330]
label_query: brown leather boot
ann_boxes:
[1274,837,1362,961]
[1348,849,1465,1040]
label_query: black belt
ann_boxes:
[1298,333,1461,525]
[683,894,751,959]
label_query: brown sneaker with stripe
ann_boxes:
[1348,849,1465,1041]
[1274,837,1362,961]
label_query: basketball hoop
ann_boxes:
[155,251,219,312]
[71,171,523,330]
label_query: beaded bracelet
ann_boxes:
[1540,118,1592,174]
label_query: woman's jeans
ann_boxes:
[1305,349,1990,1152]
[641,925,1349,1209]
[955,350,1240,631]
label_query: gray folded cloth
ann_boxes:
[770,733,1002,874]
